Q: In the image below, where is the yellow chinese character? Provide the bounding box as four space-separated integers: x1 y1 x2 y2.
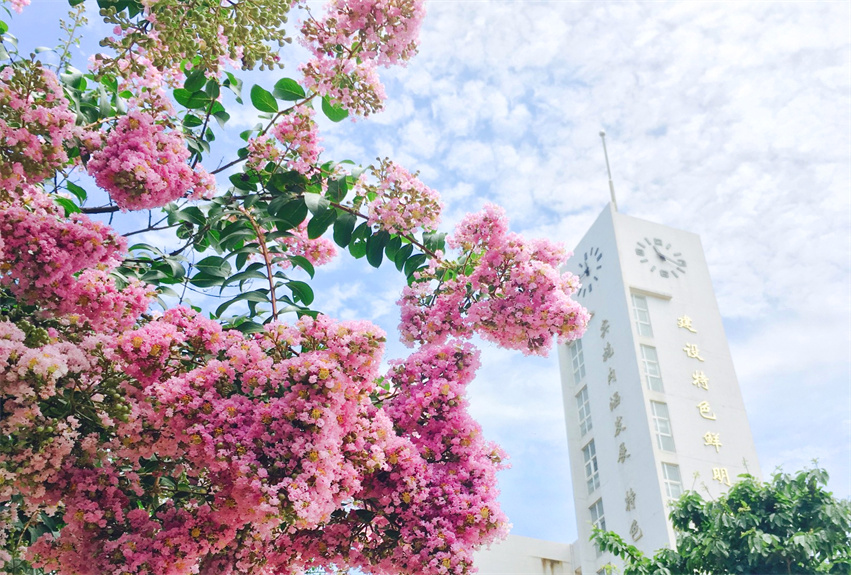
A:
609 392 621 411
625 488 636 511
615 416 627 436
712 467 731 486
618 442 631 463
696 401 716 420
600 319 611 338
703 432 722 452
602 342 614 362
677 315 697 333
608 367 617 385
692 370 709 390
683 343 704 361
629 519 643 542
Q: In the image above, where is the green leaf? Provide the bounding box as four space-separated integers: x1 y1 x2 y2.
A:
188 272 225 288
333 211 357 247
234 320 264 334
304 192 330 215
349 222 371 259
98 85 111 117
404 253 428 277
66 182 87 204
220 265 267 291
321 96 349 122
184 68 207 92
205 79 220 100
0 21 7 36
355 509 376 522
326 176 348 202
215 289 269 318
271 197 308 231
173 206 206 226
173 88 211 110
394 243 414 271
287 255 315 278
385 236 402 260
273 78 306 101
194 256 232 278
229 172 258 191
307 209 337 239
250 84 278 113
224 71 243 101
60 67 84 89
233 244 262 269
367 230 390 268
183 114 203 127
268 170 308 194
53 196 80 215
287 280 314 305
213 110 230 129
423 231 447 253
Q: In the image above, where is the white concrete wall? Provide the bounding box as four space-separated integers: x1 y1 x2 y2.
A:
473 535 576 575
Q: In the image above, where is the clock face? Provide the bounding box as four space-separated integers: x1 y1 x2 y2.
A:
577 246 603 297
635 237 687 279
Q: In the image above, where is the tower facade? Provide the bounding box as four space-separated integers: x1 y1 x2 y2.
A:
558 204 760 574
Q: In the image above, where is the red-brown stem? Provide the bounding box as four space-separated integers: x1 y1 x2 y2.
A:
238 205 278 319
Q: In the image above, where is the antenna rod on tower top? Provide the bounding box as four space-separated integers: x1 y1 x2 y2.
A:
599 130 618 212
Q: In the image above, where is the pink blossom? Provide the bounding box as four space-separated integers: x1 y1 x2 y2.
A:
399 203 589 355
87 110 215 211
355 159 442 236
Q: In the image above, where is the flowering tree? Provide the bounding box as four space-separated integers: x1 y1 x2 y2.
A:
0 1 589 574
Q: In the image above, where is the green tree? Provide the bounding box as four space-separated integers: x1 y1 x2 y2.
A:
593 466 851 575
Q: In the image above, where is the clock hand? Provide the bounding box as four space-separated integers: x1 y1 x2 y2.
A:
653 246 666 262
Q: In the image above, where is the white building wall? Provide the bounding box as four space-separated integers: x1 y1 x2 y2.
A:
473 535 576 575
560 204 761 575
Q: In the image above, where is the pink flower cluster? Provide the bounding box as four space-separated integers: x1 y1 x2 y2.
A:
300 0 425 116
0 185 152 332
0 64 94 193
8 0 29 13
355 160 443 236
246 105 323 175
3 306 505 575
87 110 216 211
399 203 590 355
277 220 337 269
302 0 425 67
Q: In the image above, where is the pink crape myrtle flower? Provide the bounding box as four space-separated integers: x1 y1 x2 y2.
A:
0 64 93 193
0 186 126 303
277 220 337 269
246 105 323 175
399 203 589 355
299 0 425 116
302 0 426 68
87 110 215 211
354 160 442 236
8 0 29 13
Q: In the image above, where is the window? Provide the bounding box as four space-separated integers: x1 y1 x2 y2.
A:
569 339 586 384
640 344 664 391
589 499 606 556
662 462 684 499
582 440 600 494
576 386 592 436
651 401 676 452
631 293 653 337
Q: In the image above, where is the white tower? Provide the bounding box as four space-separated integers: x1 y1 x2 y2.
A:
558 204 761 574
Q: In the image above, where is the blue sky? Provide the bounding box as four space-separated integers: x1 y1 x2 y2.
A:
8 0 851 546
